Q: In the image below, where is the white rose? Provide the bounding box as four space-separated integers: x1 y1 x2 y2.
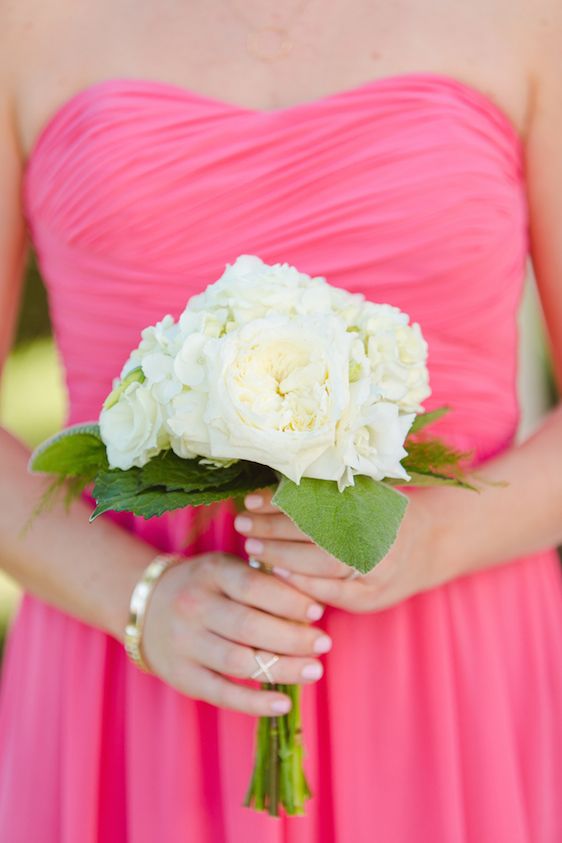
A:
361 311 430 413
99 381 169 470
306 384 414 490
171 313 353 483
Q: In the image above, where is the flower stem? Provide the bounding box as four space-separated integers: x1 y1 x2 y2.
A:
244 682 312 817
267 714 279 816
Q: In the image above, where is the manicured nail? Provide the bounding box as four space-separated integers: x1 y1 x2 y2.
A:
272 566 291 579
314 635 332 654
245 494 263 510
306 604 325 621
234 515 252 533
271 698 291 714
301 663 323 680
245 538 263 555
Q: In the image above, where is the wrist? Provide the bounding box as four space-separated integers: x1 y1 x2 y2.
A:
103 546 158 644
123 552 184 672
415 485 476 588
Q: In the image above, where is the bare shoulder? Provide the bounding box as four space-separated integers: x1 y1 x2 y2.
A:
522 0 562 149
0 0 52 75
0 0 91 158
518 0 562 386
524 0 562 86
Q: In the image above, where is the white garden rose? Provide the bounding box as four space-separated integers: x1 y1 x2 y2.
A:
100 255 431 487
305 376 415 490
355 304 430 413
168 313 354 483
99 381 169 470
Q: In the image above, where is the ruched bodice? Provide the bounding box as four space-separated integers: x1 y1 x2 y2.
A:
23 74 527 461
3 73 561 843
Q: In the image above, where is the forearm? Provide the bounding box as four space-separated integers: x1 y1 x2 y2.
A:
0 426 156 641
432 401 562 578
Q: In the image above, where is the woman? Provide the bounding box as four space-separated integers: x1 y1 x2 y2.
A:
1 1 561 840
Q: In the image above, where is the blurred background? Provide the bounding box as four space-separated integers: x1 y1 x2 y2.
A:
0 252 558 661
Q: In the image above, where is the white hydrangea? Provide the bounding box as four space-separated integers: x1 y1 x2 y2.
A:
99 254 432 488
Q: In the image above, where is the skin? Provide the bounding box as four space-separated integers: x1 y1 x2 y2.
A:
0 1 561 717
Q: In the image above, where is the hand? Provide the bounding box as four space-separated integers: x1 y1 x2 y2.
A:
235 488 448 614
141 551 333 717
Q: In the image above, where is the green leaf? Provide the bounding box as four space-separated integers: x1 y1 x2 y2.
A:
89 460 278 521
403 437 473 479
90 488 205 521
91 467 143 506
29 423 108 480
408 406 450 434
272 475 408 574
140 450 247 491
386 469 479 491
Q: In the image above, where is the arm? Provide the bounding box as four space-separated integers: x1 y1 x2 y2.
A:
231 14 562 610
0 82 165 640
0 66 328 715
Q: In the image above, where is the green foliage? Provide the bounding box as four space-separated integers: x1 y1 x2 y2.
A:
14 252 52 346
141 449 249 491
25 404 476 567
401 435 477 490
272 475 408 574
90 456 277 521
29 423 107 479
408 406 450 434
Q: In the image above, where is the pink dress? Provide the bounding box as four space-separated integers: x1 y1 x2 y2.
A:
1 72 562 842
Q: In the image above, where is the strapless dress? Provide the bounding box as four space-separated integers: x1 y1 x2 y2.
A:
0 72 561 842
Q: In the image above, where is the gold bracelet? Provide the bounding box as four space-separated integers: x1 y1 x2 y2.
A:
124 552 184 673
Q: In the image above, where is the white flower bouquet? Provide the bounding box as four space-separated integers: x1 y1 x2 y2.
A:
29 255 476 816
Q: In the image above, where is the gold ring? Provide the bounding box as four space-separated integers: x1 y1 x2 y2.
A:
248 557 273 574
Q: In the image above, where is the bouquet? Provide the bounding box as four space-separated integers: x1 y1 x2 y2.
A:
29 254 476 817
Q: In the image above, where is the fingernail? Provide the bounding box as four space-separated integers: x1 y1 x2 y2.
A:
306 604 325 621
314 635 332 654
272 566 291 579
271 698 291 714
245 494 263 510
245 538 263 554
234 515 252 533
301 663 323 680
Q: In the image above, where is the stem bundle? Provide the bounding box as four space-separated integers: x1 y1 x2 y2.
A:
244 683 312 816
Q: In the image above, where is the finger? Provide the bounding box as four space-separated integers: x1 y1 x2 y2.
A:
279 571 371 612
244 538 350 578
185 628 324 685
244 487 279 514
184 663 294 717
214 554 325 623
234 511 307 542
202 593 333 657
